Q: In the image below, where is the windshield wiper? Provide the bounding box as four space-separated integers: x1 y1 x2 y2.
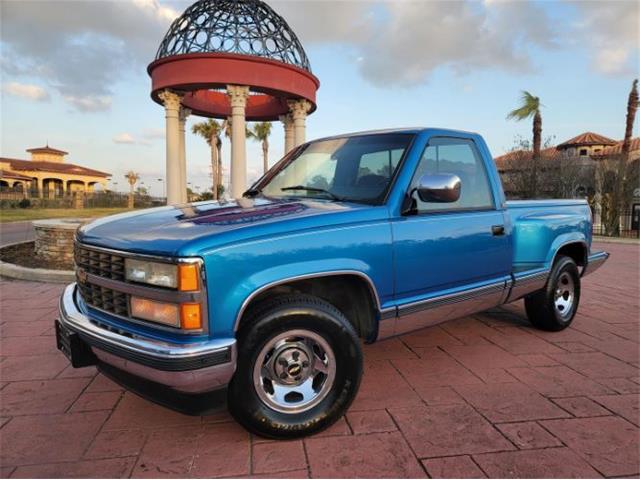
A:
243 187 262 198
281 185 344 201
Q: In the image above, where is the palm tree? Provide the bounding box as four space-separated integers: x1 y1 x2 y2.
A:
507 91 542 197
248 122 273 174
191 119 224 199
124 171 139 208
610 78 639 235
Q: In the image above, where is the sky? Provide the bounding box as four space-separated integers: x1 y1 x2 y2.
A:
1 0 638 196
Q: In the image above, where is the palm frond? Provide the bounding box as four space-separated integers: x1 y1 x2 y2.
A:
507 90 540 121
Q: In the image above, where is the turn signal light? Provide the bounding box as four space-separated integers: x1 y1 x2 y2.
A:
180 303 202 330
130 297 180 327
178 264 199 291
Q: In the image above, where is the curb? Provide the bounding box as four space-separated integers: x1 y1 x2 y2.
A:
593 236 640 245
0 240 74 284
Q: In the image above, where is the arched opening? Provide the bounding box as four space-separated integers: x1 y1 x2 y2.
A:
43 178 64 198
66 180 86 194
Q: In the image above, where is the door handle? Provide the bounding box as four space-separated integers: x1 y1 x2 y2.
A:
492 225 505 236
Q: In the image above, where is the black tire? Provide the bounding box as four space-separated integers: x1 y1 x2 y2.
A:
525 255 581 331
228 294 363 439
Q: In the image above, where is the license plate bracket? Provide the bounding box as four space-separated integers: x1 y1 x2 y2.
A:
55 320 96 368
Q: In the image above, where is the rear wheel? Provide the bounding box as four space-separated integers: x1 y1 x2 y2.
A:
228 294 362 438
525 255 581 331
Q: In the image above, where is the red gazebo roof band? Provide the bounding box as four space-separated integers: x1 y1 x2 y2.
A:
147 0 319 121
148 52 319 121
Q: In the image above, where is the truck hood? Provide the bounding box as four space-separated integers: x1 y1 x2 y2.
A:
77 197 383 256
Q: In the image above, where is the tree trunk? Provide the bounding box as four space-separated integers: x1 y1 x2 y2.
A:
606 80 638 236
262 138 269 174
532 111 541 198
210 132 218 200
611 79 638 235
217 140 223 197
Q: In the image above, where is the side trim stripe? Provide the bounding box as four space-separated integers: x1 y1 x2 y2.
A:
397 280 506 317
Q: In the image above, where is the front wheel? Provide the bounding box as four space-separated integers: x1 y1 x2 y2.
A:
228 294 363 439
525 255 581 331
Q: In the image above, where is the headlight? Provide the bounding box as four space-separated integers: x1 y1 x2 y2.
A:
124 259 200 291
125 259 178 288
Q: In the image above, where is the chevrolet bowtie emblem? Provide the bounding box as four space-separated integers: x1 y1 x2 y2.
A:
76 267 88 284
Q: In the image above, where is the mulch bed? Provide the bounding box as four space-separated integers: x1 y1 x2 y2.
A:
0 241 72 270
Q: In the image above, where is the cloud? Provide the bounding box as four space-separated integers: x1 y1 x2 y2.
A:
570 1 639 75
275 0 559 87
2 82 50 101
113 133 137 144
65 94 112 113
0 0 178 112
1 0 634 104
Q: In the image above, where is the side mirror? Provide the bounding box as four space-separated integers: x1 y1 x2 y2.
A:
416 173 461 203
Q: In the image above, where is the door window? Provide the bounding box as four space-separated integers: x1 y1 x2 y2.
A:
411 137 494 212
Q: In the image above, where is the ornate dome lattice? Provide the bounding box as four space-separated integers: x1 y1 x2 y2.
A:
156 0 311 71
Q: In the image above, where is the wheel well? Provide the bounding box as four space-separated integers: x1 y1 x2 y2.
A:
555 242 587 266
238 274 379 342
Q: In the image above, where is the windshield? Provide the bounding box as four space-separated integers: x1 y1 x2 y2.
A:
258 133 414 204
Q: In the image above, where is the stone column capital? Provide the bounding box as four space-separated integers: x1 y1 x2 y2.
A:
279 114 294 127
287 99 312 120
227 85 250 108
158 89 182 111
179 107 191 123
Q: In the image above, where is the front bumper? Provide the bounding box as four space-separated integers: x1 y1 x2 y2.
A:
582 251 609 277
58 283 236 393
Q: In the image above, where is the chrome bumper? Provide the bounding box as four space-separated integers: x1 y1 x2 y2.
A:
582 251 609 278
58 283 236 393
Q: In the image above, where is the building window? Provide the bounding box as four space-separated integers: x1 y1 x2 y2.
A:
579 149 588 156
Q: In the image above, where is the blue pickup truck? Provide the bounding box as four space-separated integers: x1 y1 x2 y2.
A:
57 128 608 438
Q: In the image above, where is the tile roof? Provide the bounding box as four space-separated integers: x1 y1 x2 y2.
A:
25 145 68 155
605 137 640 155
494 146 558 168
556 132 617 148
0 157 110 178
0 169 33 181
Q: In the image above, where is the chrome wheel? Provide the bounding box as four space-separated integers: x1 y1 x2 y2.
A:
554 272 575 319
253 329 336 414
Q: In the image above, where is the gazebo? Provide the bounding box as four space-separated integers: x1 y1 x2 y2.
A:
148 0 320 203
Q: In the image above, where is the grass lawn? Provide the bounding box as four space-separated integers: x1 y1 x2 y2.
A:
0 207 133 223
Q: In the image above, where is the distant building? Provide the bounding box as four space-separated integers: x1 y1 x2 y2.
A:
495 132 640 197
0 145 110 198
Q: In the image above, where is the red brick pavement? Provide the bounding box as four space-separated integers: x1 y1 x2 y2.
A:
0 242 638 478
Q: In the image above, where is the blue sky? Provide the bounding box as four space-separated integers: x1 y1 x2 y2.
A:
1 0 638 196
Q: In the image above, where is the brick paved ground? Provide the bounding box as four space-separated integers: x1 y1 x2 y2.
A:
0 242 638 478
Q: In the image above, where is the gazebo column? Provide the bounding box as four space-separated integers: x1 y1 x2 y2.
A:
227 85 250 198
178 106 191 203
288 99 312 147
159 90 182 205
279 114 295 154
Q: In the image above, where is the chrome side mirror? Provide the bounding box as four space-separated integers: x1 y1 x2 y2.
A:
416 173 461 203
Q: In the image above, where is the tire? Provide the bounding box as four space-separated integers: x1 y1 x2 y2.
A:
525 255 581 331
228 294 363 439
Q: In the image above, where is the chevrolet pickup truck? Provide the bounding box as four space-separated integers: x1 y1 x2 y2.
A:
57 128 609 438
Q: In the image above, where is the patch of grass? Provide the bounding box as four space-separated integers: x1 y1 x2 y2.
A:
0 208 133 223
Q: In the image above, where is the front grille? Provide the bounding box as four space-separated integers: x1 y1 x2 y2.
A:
77 281 129 317
74 245 125 281
75 243 128 317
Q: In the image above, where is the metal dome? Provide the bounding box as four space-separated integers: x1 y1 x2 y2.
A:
155 0 311 71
